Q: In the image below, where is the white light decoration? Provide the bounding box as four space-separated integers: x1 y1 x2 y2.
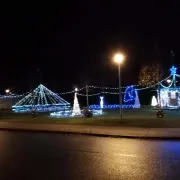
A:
133 90 140 108
151 96 158 106
72 92 81 116
100 96 104 108
160 88 180 109
91 109 103 115
12 84 70 112
159 66 180 109
50 110 72 117
5 89 10 94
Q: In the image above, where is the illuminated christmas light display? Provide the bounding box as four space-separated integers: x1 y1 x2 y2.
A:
50 109 103 118
72 90 81 116
91 109 103 115
123 85 136 103
123 85 140 108
89 85 140 109
151 96 158 106
100 96 104 108
50 110 72 117
159 66 180 109
134 90 140 108
89 104 134 109
12 84 70 112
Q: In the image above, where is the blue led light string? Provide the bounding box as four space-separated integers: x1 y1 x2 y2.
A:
160 78 173 88
87 84 140 90
58 86 86 95
42 86 48 104
13 84 70 112
77 91 125 96
0 92 29 99
39 85 44 105
45 88 59 104
37 90 41 105
14 93 32 106
123 85 136 102
42 86 49 104
42 85 69 105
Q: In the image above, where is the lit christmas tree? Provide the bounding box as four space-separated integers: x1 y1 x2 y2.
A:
133 90 140 108
72 89 81 116
151 96 158 106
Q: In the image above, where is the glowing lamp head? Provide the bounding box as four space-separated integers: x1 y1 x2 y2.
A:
75 88 78 92
113 53 124 64
167 79 171 83
5 89 10 93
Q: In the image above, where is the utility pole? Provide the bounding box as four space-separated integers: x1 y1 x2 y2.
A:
86 85 89 109
118 64 122 119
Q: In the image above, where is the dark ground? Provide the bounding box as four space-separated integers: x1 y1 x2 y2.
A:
0 131 180 179
1 108 180 128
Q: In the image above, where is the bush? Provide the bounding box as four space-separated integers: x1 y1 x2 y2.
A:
83 109 93 118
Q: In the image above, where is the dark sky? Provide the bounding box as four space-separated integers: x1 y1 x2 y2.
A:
0 1 180 95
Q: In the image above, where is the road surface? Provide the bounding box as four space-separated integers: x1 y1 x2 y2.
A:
0 131 180 179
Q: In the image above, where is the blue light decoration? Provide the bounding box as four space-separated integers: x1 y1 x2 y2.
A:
50 109 103 118
50 110 72 117
170 65 177 76
159 65 180 109
124 85 140 108
12 84 71 112
89 104 134 109
123 85 136 103
89 85 140 109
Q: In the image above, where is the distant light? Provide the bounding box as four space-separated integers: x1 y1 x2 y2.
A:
5 89 10 93
75 88 78 92
167 79 171 83
113 53 124 64
170 66 177 76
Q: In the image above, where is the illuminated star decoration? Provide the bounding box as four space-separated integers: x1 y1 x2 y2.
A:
170 66 177 76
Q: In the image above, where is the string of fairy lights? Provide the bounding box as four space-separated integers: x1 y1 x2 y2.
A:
0 73 174 99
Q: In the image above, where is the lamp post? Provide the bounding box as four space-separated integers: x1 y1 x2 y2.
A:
113 53 125 119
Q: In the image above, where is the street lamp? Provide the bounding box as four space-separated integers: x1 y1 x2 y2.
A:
113 53 125 119
167 79 171 84
5 89 10 94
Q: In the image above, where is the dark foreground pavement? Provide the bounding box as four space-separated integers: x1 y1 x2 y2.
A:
0 131 180 179
1 122 180 139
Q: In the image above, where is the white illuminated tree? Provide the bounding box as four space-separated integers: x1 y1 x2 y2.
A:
72 92 81 116
134 90 140 108
100 96 104 108
151 96 158 106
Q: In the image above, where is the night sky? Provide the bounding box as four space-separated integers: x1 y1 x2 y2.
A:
0 1 180 104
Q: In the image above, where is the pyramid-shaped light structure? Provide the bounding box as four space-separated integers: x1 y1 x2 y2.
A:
12 84 70 112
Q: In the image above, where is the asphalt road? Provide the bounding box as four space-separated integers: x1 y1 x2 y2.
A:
0 132 180 180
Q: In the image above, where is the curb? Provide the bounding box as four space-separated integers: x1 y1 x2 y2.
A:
0 127 180 140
